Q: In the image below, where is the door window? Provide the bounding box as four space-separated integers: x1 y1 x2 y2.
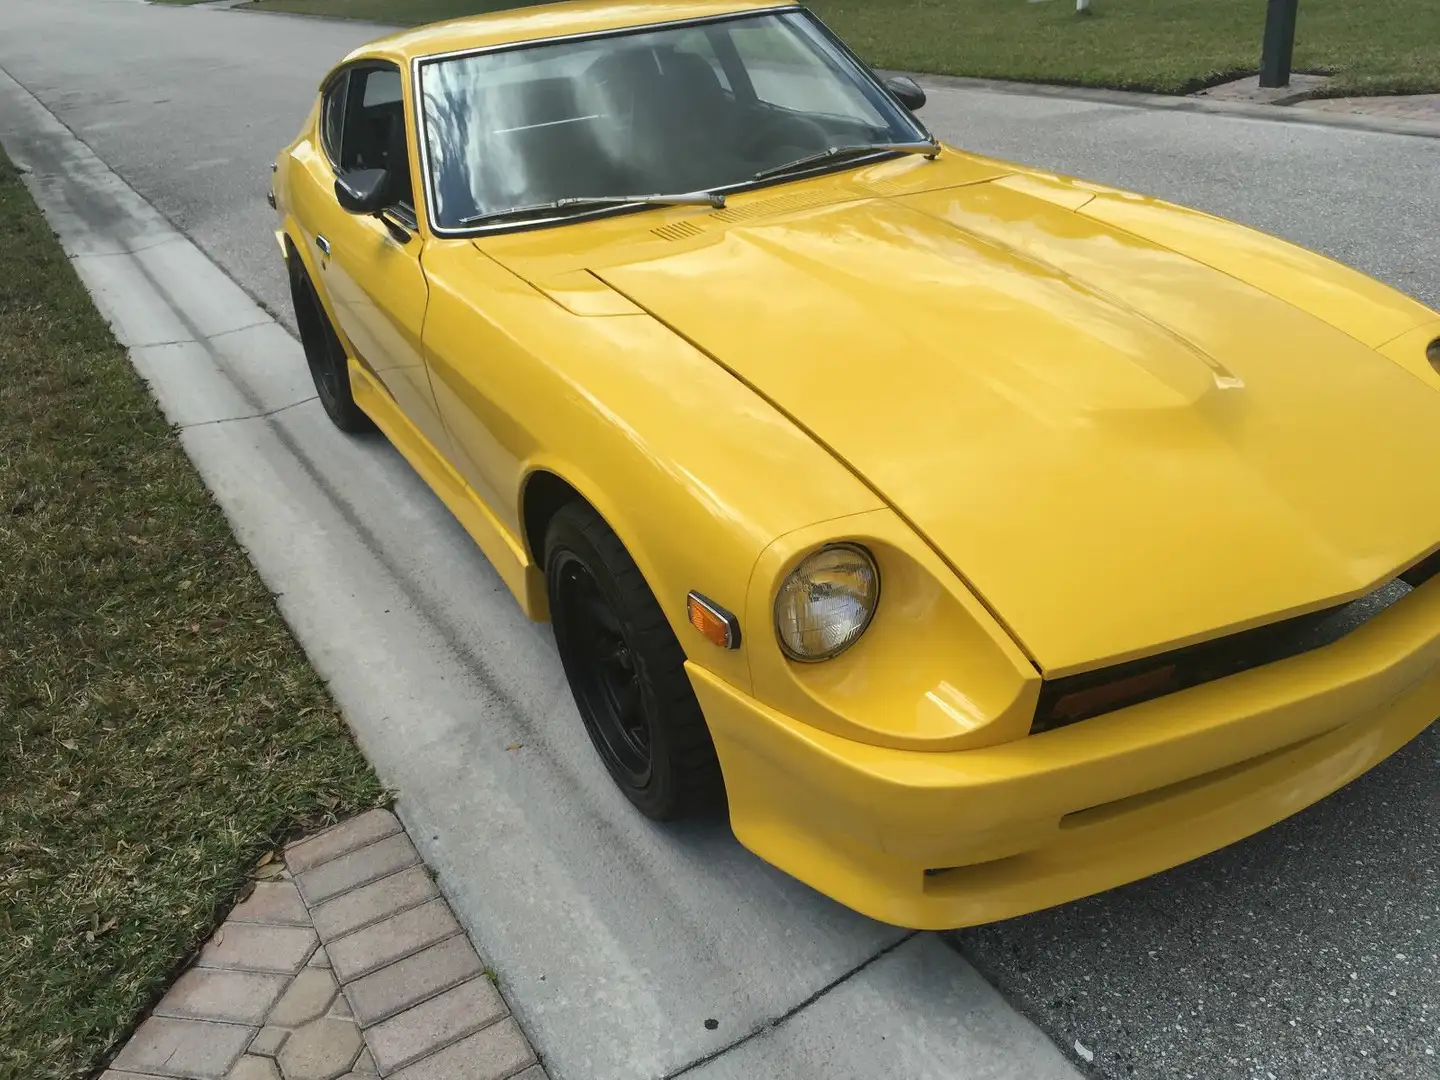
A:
332 64 414 210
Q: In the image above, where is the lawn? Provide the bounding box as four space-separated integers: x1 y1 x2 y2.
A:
0 149 385 1080
235 0 1440 97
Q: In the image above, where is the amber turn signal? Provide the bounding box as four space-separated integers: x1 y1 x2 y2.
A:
687 591 741 649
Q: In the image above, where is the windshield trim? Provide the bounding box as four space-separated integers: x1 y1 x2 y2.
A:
409 5 933 238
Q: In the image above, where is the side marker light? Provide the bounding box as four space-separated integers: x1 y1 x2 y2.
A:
687 592 741 649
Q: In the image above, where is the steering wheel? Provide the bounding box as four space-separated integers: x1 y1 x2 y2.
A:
743 113 830 163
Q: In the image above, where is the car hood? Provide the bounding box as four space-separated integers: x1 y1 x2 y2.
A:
505 174 1440 674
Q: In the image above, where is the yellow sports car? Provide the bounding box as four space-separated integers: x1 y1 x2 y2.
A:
271 0 1440 929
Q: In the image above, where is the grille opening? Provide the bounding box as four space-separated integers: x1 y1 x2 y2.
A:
1030 552 1440 735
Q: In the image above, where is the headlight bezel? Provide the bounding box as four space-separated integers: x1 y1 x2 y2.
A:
773 542 882 663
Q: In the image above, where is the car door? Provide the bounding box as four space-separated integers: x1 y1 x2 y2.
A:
300 63 450 456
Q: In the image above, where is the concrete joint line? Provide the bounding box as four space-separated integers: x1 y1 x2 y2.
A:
115 248 262 354
660 932 921 1079
178 394 317 431
65 233 187 259
207 317 279 340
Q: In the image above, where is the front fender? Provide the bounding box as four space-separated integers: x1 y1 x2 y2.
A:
418 239 885 696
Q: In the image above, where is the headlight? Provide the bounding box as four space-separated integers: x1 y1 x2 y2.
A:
774 543 880 661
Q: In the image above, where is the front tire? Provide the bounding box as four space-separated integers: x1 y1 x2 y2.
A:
545 501 724 820
289 253 374 434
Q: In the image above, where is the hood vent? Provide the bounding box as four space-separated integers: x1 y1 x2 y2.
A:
710 188 852 223
651 220 705 242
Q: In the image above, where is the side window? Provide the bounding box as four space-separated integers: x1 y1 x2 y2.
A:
320 73 348 166
336 64 414 209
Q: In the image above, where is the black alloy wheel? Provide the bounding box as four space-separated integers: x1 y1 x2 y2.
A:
288 254 375 434
552 549 654 787
544 500 724 820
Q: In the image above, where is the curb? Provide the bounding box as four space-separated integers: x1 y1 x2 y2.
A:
884 70 1440 140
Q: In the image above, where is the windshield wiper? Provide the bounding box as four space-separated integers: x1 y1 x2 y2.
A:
753 140 940 182
458 191 725 227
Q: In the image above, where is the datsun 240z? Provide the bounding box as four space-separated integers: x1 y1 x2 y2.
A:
271 0 1440 929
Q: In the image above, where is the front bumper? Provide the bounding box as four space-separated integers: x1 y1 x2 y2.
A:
692 573 1440 929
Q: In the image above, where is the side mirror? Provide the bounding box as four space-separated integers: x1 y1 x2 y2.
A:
884 75 927 112
335 168 393 214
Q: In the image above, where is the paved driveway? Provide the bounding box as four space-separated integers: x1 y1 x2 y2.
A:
1 3 1435 1078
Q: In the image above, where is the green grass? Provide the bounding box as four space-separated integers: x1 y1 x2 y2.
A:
238 0 1440 97
0 150 385 1080
813 0 1440 96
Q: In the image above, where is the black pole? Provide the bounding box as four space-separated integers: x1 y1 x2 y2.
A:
1259 0 1300 88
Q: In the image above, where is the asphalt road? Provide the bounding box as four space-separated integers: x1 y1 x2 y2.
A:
1 3 1436 1078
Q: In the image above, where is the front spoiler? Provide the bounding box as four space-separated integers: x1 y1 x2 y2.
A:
691 574 1440 929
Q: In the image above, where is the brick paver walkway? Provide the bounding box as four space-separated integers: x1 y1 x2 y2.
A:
103 810 544 1080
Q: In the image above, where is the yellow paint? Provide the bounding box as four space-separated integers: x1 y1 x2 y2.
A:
275 0 1440 928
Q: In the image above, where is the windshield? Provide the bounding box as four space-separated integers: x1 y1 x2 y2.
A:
418 10 927 231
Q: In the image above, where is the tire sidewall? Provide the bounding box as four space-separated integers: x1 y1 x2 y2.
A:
545 512 680 818
288 254 370 433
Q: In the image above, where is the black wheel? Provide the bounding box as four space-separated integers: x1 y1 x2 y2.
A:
289 253 374 434
545 501 724 820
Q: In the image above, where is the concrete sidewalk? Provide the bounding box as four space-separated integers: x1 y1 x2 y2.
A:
108 810 543 1080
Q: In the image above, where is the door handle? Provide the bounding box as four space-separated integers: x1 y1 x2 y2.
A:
315 234 331 257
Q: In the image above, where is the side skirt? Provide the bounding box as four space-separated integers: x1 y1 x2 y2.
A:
348 359 548 620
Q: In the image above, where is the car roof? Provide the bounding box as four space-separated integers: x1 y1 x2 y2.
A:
343 0 797 66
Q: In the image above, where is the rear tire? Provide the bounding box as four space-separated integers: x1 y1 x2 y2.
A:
289 253 375 434
545 500 725 820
